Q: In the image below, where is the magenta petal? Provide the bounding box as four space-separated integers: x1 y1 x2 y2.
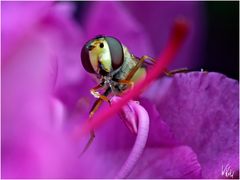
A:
1 2 86 178
37 3 87 109
84 1 154 57
144 72 239 178
129 145 202 178
1 2 52 63
2 34 63 178
140 98 179 147
111 96 138 134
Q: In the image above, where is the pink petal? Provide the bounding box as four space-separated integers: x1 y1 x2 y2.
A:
129 146 201 178
144 72 239 178
37 3 87 109
2 2 85 178
1 1 52 63
111 96 138 134
2 31 62 178
140 98 179 147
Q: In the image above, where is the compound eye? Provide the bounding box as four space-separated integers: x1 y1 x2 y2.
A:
81 41 95 74
105 36 124 70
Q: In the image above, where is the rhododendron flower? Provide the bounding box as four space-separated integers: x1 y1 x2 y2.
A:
2 1 239 179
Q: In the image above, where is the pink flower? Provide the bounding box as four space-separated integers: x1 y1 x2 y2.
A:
2 1 238 179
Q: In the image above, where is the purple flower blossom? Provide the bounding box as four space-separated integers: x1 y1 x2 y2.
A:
2 1 239 179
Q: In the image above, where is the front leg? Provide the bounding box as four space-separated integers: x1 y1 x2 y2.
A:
80 87 112 155
90 84 111 104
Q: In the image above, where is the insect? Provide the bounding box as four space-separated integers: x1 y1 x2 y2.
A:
80 35 155 153
80 35 187 154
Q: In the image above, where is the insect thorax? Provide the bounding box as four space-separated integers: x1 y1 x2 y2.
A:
114 46 137 80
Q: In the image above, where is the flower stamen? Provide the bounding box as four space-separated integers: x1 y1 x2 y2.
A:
114 99 150 179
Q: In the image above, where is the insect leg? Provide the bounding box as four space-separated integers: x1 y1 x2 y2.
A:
90 84 111 104
80 88 112 155
164 68 189 77
134 56 191 77
140 55 155 63
164 68 208 77
133 55 155 65
80 127 96 156
117 79 134 89
126 55 155 81
80 99 103 156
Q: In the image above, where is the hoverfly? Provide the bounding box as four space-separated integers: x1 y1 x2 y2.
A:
80 35 187 154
